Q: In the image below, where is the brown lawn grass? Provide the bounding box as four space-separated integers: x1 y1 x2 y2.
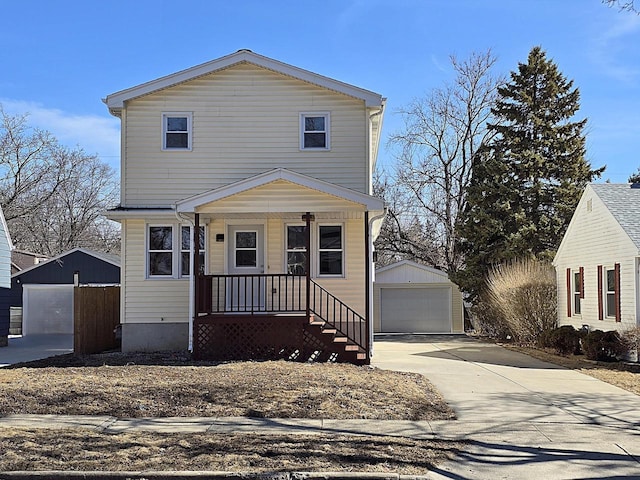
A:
0 353 454 420
0 429 463 474
0 352 460 473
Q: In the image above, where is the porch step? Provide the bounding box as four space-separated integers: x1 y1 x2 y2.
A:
344 344 360 351
333 336 347 343
321 328 337 335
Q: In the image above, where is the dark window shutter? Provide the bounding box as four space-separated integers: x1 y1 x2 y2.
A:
614 263 621 322
597 265 603 321
579 266 585 299
566 268 572 317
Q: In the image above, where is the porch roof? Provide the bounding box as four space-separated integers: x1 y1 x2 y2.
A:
175 168 385 214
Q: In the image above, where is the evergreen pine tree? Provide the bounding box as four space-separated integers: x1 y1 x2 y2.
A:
454 47 604 301
628 167 640 183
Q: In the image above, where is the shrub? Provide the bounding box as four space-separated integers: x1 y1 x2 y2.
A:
469 299 511 341
538 325 581 355
582 330 626 362
481 258 557 345
620 326 640 362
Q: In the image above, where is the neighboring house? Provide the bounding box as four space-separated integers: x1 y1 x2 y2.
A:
104 50 385 363
0 207 13 347
373 260 464 334
553 183 640 332
11 249 49 275
0 248 120 336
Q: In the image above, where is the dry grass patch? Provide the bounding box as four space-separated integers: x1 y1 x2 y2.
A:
0 353 454 420
507 346 639 395
0 428 462 474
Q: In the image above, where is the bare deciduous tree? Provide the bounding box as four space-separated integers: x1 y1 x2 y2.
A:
377 50 502 273
0 106 120 256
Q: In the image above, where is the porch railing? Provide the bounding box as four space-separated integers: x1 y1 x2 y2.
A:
196 274 367 351
197 274 306 314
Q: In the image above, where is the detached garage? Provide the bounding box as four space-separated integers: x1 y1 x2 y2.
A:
1 248 120 336
374 260 464 334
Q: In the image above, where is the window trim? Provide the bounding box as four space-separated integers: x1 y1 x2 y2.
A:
147 224 174 278
317 223 344 278
162 112 192 151
300 112 330 150
572 269 582 316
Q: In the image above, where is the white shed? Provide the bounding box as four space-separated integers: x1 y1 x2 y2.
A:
374 260 464 334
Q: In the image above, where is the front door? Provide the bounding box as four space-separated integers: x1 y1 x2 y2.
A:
227 225 265 311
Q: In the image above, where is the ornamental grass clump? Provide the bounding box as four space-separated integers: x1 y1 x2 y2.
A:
483 258 557 345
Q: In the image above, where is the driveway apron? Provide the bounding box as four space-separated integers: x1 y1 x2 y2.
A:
373 334 640 479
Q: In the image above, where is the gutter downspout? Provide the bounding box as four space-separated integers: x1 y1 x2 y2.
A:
175 210 195 351
367 206 387 358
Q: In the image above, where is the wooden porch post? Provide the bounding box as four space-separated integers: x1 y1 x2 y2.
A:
303 212 312 319
364 211 370 362
194 213 200 314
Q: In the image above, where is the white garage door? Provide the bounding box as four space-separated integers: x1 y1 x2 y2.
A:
23 285 74 335
380 286 451 333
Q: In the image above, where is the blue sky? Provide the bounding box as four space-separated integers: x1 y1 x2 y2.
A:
1 0 638 182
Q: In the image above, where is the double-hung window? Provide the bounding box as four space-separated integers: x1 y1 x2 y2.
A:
162 112 192 150
148 226 173 277
318 225 343 276
147 224 205 278
300 113 330 150
286 225 307 275
181 226 205 276
605 267 617 318
573 270 582 315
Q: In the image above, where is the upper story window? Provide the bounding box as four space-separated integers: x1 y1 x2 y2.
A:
162 112 192 150
300 113 330 150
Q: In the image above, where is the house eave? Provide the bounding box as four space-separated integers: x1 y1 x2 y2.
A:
104 50 384 110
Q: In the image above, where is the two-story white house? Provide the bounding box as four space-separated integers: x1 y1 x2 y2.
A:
105 50 385 364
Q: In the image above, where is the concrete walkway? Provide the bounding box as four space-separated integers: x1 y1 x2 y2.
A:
373 334 640 479
0 334 73 367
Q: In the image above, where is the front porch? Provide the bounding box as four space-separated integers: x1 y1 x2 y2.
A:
176 169 385 365
193 273 368 364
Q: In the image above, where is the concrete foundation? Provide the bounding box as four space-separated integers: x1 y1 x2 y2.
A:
121 322 189 352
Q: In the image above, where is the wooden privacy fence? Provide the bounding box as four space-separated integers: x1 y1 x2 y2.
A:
74 285 120 354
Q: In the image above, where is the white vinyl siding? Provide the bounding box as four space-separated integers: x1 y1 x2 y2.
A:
554 186 638 331
122 219 190 325
122 63 368 206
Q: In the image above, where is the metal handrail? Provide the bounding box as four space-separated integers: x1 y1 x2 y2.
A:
309 279 367 351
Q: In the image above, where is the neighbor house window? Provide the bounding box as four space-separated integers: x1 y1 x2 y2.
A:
162 113 192 150
605 267 617 318
300 113 330 149
286 225 307 275
573 270 582 315
318 225 343 276
181 225 205 276
148 226 173 277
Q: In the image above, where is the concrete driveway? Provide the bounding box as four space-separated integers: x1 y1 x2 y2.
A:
0 334 73 367
373 334 640 479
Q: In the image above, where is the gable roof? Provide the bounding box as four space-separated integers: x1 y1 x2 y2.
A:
104 49 384 113
590 183 640 249
175 168 385 213
12 247 120 278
